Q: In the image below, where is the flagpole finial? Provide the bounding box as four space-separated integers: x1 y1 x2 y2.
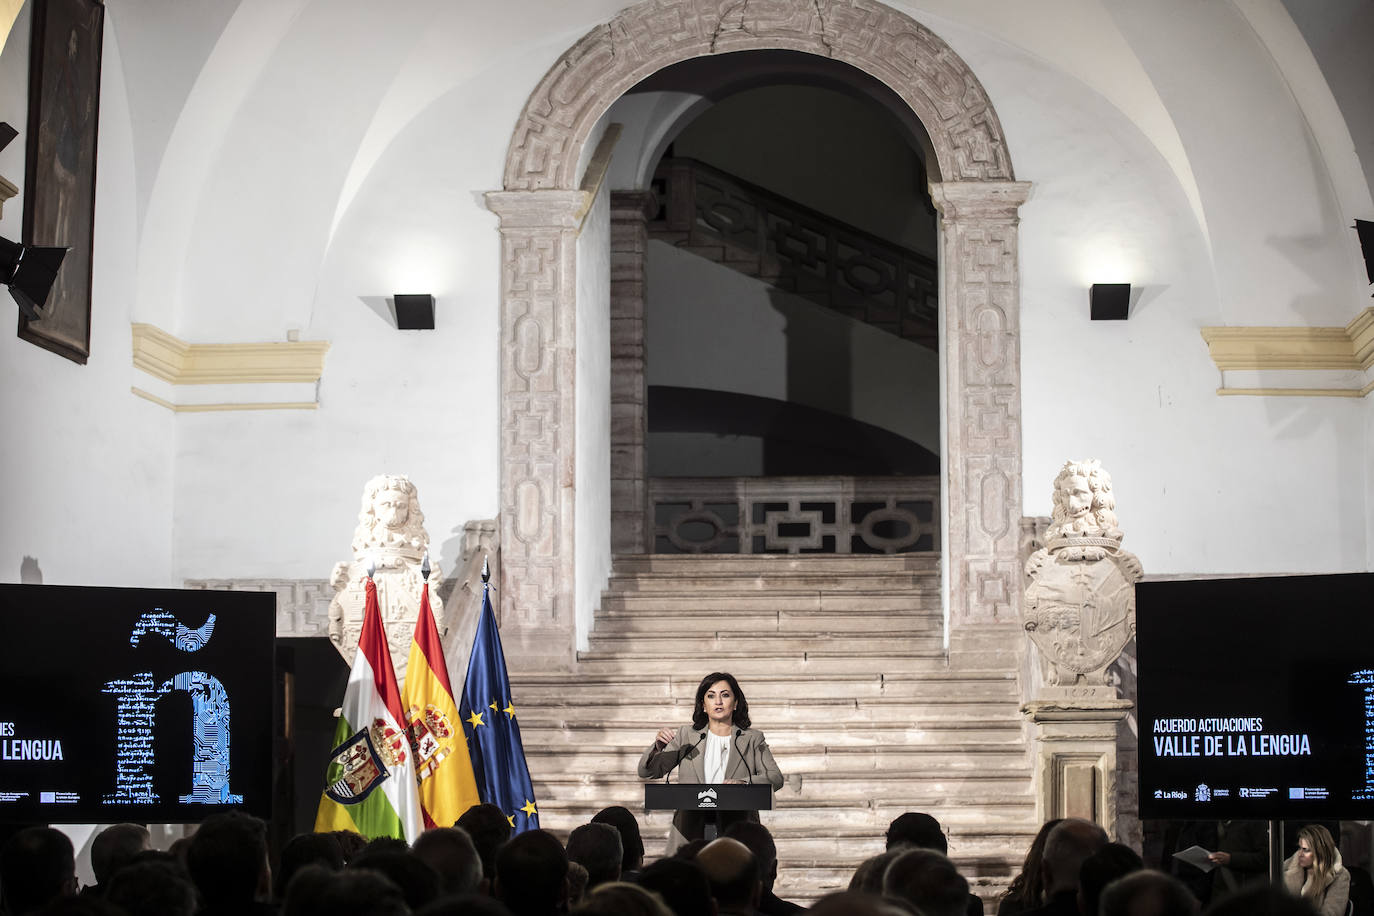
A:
421 552 431 581
481 556 490 585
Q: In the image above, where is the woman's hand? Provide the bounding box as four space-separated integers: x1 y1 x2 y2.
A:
655 726 677 747
1208 852 1231 866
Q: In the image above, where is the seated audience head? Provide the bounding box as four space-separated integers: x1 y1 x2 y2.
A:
1040 818 1108 897
276 832 346 899
566 862 590 908
637 858 714 916
883 848 969 916
494 829 568 916
283 863 409 916
1202 885 1319 916
457 803 514 882
414 896 517 916
571 882 674 916
349 847 441 911
591 806 645 875
1079 842 1145 916
1005 818 1063 910
330 831 368 863
694 838 760 914
886 812 949 855
566 823 622 890
0 826 78 915
104 859 197 916
185 811 270 906
1101 870 1200 916
809 891 918 916
673 839 709 861
849 850 901 895
723 822 780 893
89 824 151 888
412 826 483 897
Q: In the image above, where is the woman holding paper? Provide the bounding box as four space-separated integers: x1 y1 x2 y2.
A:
638 672 783 851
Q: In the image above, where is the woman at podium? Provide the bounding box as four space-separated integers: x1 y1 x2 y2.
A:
638 672 784 851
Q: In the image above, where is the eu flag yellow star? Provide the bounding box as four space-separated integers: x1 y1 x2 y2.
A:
521 799 537 816
503 702 516 717
489 700 498 712
467 711 485 728
506 814 515 828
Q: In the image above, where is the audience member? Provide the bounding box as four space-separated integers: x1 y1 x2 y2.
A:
1078 843 1144 916
275 832 346 900
695 838 761 916
591 806 646 883
104 860 197 916
1100 871 1200 916
571 881 674 916
415 895 516 916
850 850 902 895
567 862 590 908
1 826 78 915
87 824 151 896
33 898 123 916
349 847 441 911
282 864 408 916
494 829 568 916
884 848 970 916
566 823 622 890
330 831 368 863
809 891 916 916
412 827 483 897
1020 818 1107 916
672 839 709 861
883 812 982 915
636 857 715 916
457 804 514 888
1201 886 1319 916
725 821 804 915
1000 820 1063 916
1284 824 1350 916
184 811 274 916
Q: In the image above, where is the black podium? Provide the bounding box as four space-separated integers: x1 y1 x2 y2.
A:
644 783 773 841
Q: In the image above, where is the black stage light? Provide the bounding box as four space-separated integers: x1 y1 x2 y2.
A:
0 122 16 153
1354 220 1374 287
1090 283 1130 321
394 293 435 330
0 236 69 321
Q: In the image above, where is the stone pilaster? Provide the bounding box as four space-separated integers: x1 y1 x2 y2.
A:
1023 698 1133 837
930 181 1032 636
609 191 656 554
485 189 594 671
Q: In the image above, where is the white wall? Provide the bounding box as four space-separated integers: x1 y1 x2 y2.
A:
646 240 941 458
575 181 612 651
0 7 176 588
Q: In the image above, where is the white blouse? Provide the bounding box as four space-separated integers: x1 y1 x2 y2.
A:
704 730 731 783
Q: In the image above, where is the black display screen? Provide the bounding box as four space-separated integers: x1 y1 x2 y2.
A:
1137 573 1374 819
0 584 275 823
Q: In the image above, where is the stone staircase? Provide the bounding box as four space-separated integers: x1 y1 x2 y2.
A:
509 553 1036 904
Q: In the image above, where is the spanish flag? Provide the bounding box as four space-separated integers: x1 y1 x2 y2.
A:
315 575 424 840
401 577 480 828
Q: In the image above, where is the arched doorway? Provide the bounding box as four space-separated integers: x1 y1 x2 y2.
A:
486 0 1029 669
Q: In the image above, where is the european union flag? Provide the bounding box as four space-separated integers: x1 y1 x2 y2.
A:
459 577 539 833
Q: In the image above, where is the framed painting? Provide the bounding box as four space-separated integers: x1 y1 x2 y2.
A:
19 0 104 364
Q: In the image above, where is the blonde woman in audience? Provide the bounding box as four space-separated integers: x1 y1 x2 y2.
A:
1283 824 1349 916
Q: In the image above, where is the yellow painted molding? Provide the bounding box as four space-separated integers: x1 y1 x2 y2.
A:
1199 326 1359 370
1349 307 1374 370
131 323 330 385
132 387 319 413
1215 387 1366 398
0 173 16 220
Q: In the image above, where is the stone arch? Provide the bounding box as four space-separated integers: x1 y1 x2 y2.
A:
486 0 1030 669
503 0 1014 192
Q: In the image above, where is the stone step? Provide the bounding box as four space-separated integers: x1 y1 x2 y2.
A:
566 653 950 674
592 612 942 636
610 554 942 576
509 671 1018 701
580 634 948 657
606 573 942 593
519 721 1022 747
598 593 943 613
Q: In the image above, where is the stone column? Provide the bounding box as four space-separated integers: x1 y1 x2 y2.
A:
1023 698 1133 835
929 181 1032 654
484 189 593 672
609 191 656 554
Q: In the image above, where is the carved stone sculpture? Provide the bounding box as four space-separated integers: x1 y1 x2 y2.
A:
1023 460 1142 691
328 475 444 680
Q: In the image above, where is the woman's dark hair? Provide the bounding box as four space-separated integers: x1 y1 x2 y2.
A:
690 672 751 730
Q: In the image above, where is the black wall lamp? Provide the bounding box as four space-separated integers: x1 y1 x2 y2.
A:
0 122 68 320
1090 283 1131 321
394 293 435 330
